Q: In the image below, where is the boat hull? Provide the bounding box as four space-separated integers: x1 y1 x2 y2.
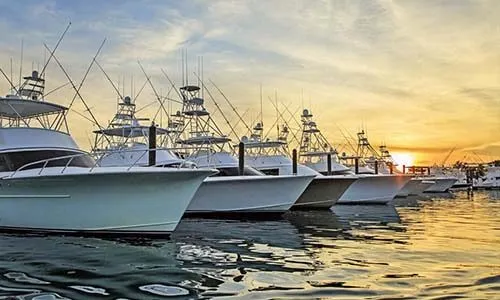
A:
424 177 457 193
0 168 212 236
396 178 435 197
186 175 314 214
292 175 357 209
451 183 471 189
338 174 411 204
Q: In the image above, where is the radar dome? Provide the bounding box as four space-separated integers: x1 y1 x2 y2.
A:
32 70 39 79
124 96 132 104
302 109 309 116
241 136 249 142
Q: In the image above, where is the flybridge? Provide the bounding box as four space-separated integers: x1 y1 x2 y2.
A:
0 70 69 131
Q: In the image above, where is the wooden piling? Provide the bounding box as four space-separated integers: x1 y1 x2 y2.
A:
327 153 332 175
238 142 244 175
292 149 298 175
148 123 156 166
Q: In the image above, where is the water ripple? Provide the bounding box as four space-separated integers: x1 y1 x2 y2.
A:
138 284 190 296
0 191 496 298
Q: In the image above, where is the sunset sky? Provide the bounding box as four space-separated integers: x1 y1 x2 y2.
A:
0 0 498 165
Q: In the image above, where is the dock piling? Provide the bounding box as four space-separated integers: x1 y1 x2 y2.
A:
292 149 298 175
327 153 332 175
238 142 245 175
148 123 156 166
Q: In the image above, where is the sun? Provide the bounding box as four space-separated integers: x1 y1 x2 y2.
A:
391 152 415 168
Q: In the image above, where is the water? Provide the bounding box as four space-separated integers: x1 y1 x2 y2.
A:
0 190 498 299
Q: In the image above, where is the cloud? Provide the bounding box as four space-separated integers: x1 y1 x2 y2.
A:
0 0 498 162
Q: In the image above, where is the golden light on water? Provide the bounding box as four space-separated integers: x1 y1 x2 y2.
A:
392 152 415 168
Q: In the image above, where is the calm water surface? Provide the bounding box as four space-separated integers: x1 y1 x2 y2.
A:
0 190 498 299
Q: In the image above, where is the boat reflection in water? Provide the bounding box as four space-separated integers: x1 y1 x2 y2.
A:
172 217 315 297
331 204 401 225
285 210 344 238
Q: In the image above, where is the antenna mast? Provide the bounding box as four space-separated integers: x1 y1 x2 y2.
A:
18 39 23 88
9 58 13 90
260 84 263 125
275 89 279 137
184 48 188 86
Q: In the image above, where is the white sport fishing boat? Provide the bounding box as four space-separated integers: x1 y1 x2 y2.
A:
240 121 356 209
423 176 457 192
473 165 500 189
301 110 411 204
396 179 434 197
420 166 458 192
401 166 457 193
373 144 432 197
0 71 214 236
172 85 315 215
92 96 191 168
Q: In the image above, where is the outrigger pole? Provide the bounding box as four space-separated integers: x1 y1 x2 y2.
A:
39 22 71 78
137 60 171 127
192 72 239 142
208 78 253 135
47 39 107 134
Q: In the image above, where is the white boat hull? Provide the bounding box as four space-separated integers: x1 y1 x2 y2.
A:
293 175 357 209
338 174 412 204
186 175 314 214
424 177 457 193
396 178 435 197
0 167 212 236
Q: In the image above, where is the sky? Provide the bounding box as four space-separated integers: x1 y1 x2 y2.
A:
0 0 499 165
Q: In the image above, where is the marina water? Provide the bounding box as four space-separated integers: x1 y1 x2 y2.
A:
0 190 498 299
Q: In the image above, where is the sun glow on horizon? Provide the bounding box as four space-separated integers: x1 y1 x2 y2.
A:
392 152 415 169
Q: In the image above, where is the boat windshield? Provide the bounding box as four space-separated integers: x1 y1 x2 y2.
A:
0 150 95 172
212 166 264 177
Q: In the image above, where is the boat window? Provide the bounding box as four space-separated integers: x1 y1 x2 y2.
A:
157 162 183 168
259 168 280 176
212 166 264 177
0 150 95 171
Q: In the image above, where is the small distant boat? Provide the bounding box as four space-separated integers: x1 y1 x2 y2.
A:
473 166 500 190
0 71 214 236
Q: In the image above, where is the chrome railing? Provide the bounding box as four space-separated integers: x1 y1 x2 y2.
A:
9 147 197 178
91 147 196 171
10 153 90 178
